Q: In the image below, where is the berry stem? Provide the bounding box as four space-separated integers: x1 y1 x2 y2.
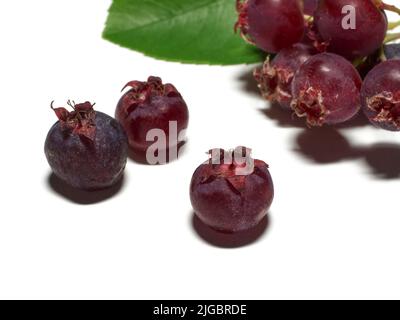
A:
384 32 400 44
304 14 313 21
388 20 400 30
377 1 400 15
352 56 367 68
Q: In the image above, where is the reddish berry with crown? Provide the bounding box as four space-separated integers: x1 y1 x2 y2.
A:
115 76 189 162
291 53 362 126
190 147 274 233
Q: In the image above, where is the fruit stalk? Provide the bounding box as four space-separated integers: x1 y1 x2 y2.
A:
388 20 400 30
384 32 400 44
375 1 400 15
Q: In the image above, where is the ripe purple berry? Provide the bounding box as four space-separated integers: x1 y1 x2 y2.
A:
235 0 305 53
45 101 128 190
254 43 315 109
291 53 362 126
361 59 400 131
190 147 274 233
115 76 189 161
314 0 387 60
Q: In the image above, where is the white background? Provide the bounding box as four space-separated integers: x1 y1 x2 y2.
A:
1 1 400 299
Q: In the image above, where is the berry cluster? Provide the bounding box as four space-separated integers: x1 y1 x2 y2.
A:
45 77 189 189
45 80 272 234
46 0 400 239
236 0 400 130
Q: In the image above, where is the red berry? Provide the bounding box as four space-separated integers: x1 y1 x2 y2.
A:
115 77 189 162
190 147 274 233
361 59 400 131
314 0 387 60
291 53 362 126
304 0 318 15
254 43 315 109
235 0 305 53
45 101 128 190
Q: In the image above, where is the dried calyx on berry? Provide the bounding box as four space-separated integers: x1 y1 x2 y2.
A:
118 76 181 117
254 44 315 109
291 53 362 127
190 146 274 233
206 147 255 179
45 101 128 191
51 100 96 141
366 93 400 127
115 76 189 159
362 59 400 131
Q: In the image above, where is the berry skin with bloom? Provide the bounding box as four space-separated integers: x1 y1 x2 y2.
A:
115 76 189 158
314 0 387 60
254 43 315 109
45 101 128 190
235 0 305 53
190 147 274 233
361 59 400 131
291 53 362 126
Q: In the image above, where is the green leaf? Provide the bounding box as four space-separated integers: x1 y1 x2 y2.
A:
102 0 265 65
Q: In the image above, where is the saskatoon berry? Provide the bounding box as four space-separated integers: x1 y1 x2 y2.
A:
291 53 362 126
45 101 128 190
384 44 400 61
190 147 274 233
314 0 387 60
115 76 189 161
254 43 315 109
361 59 400 131
304 0 318 15
235 0 305 53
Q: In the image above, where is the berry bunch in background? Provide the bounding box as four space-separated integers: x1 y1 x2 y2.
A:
362 59 400 131
254 43 316 110
236 0 400 130
291 53 362 126
235 0 305 53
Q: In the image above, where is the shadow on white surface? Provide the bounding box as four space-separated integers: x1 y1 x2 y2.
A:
294 129 400 180
191 212 270 249
363 143 400 179
46 172 125 205
259 103 307 128
236 66 262 97
294 126 361 164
